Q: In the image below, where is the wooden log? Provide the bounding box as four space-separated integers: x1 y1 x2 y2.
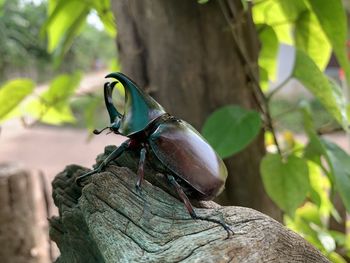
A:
0 163 51 263
50 146 329 263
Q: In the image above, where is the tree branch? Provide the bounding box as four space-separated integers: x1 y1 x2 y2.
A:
50 147 329 263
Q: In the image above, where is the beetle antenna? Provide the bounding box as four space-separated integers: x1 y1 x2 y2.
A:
93 126 110 135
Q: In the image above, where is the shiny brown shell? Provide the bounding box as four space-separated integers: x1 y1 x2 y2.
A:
149 120 227 200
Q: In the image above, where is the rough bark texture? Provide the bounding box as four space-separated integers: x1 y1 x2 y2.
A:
50 147 329 263
111 0 280 219
0 163 51 263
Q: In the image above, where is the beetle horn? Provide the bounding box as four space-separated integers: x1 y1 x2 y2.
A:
104 81 122 124
105 72 166 136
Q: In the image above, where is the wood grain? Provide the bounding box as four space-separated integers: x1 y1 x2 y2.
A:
50 147 329 263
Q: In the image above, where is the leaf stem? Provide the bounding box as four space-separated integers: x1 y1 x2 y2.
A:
266 76 291 101
272 104 300 119
218 0 282 155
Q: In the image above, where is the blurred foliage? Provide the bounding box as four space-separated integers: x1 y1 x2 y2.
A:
43 0 115 62
0 72 82 125
0 79 34 121
270 99 340 132
200 0 350 261
70 94 106 133
71 25 116 72
1 0 350 261
0 0 116 127
251 0 350 261
0 0 116 83
293 50 348 129
0 0 50 81
24 72 82 125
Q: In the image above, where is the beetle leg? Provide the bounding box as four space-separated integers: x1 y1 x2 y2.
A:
166 175 196 216
166 175 234 239
136 147 147 192
76 139 131 186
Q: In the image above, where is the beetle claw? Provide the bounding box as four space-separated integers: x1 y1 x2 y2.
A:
193 214 234 239
75 177 84 187
223 225 235 239
135 184 143 195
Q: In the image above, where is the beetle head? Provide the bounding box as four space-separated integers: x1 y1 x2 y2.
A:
103 72 166 136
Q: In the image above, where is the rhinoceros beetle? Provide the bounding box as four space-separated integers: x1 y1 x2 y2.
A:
76 72 233 237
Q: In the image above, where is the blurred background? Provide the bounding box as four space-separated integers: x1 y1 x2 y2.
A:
1 0 350 262
1 0 122 177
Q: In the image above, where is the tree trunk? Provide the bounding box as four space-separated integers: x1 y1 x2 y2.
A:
111 0 280 219
0 163 51 263
50 149 329 263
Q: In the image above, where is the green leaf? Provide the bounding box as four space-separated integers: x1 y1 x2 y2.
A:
301 105 336 184
52 7 89 65
329 79 349 129
0 79 34 121
257 24 279 82
41 72 81 104
285 203 343 258
202 105 261 158
91 0 116 36
252 0 307 44
293 50 349 129
327 252 347 263
273 24 293 44
295 11 331 71
300 103 327 159
301 106 344 226
97 11 116 37
260 153 310 215
284 203 325 250
321 139 350 213
300 102 316 136
259 66 269 91
25 72 81 125
306 0 350 84
43 0 116 62
308 161 332 218
26 100 76 125
44 0 88 52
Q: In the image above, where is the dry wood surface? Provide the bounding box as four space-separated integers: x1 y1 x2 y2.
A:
50 146 329 263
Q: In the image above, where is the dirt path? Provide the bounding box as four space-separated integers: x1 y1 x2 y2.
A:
0 70 125 180
0 124 125 180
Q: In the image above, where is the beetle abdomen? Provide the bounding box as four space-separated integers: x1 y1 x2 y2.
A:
149 120 227 200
